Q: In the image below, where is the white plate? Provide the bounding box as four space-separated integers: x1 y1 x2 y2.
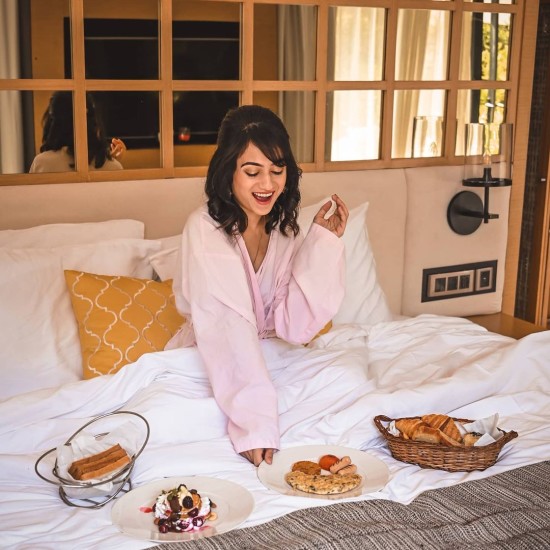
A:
257 445 389 500
111 476 254 542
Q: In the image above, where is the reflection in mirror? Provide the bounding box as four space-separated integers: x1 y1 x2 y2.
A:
455 89 507 155
27 91 128 174
254 4 317 81
327 6 385 82
91 92 160 169
83 0 159 79
326 91 382 161
392 89 446 158
395 9 450 81
254 92 315 164
2 0 71 79
172 1 241 80
174 91 239 167
459 12 512 81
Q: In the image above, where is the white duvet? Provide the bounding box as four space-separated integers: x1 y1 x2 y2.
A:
1 314 549 550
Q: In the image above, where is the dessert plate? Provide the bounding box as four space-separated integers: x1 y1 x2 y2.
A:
111 476 254 542
257 444 389 500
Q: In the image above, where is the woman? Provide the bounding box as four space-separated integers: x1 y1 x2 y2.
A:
29 91 125 173
167 105 348 466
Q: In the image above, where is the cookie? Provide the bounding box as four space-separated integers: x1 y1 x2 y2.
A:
285 471 362 495
291 460 322 475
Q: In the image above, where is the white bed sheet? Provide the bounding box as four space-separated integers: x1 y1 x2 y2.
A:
0 314 549 550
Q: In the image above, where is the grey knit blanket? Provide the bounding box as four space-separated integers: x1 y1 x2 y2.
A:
152 461 550 550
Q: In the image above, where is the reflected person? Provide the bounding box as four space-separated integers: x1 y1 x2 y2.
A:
30 91 125 173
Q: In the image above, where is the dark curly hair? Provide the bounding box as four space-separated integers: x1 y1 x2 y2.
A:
205 104 302 237
40 91 114 169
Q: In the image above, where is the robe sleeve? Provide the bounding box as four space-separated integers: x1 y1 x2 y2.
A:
272 223 346 345
176 210 280 454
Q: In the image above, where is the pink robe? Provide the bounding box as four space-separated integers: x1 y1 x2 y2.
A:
166 206 345 453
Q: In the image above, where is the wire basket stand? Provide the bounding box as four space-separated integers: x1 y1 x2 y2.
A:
35 410 149 509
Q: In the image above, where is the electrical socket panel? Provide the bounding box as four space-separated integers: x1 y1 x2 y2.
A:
422 260 497 302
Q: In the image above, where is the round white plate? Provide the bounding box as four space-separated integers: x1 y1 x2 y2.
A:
111 476 254 542
257 445 389 500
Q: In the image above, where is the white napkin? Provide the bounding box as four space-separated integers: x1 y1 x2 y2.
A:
457 413 503 446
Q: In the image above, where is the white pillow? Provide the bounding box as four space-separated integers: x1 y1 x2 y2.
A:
0 238 161 401
149 246 179 282
0 219 144 249
299 200 393 326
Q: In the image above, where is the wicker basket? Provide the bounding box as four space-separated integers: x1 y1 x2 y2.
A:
374 415 518 472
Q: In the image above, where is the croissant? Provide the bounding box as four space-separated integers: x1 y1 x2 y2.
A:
422 414 462 443
395 418 424 439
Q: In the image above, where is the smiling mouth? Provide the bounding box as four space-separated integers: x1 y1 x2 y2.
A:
253 192 274 203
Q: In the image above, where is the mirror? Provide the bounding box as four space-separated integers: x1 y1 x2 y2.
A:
455 89 508 156
392 89 447 159
254 4 317 81
326 91 382 161
396 9 450 81
459 11 512 81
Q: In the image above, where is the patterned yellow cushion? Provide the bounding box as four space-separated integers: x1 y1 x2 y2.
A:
306 320 333 346
64 270 185 379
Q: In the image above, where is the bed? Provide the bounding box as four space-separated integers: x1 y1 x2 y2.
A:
0 168 548 549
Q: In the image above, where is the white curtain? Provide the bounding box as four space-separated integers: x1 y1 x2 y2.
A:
277 6 316 162
0 0 24 174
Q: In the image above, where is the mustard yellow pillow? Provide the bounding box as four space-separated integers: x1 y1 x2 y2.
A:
306 320 333 346
64 270 185 379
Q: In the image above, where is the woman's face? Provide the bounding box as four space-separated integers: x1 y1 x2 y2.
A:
232 142 286 224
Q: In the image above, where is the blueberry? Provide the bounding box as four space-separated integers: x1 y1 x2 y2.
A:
159 524 168 534
188 508 199 518
182 495 193 509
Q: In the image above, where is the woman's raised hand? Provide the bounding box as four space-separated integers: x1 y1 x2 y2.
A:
313 194 349 238
110 138 127 161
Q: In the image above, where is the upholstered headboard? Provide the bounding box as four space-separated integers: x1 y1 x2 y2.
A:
0 166 510 317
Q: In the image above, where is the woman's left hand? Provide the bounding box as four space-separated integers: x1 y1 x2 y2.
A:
240 448 276 467
313 194 349 237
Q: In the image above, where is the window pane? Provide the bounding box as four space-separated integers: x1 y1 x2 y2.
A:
172 1 241 80
326 91 382 161
1 90 41 174
254 5 317 81
4 0 71 79
91 91 160 168
392 90 446 158
174 91 239 168
395 9 450 81
254 92 315 164
459 12 512 81
456 89 508 155
327 7 385 82
83 0 159 79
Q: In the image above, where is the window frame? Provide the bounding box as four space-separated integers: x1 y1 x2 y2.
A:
0 0 527 185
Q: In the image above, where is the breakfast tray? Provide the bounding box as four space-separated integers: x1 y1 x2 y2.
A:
374 415 518 472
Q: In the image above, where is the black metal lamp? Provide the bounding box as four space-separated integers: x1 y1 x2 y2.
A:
448 123 513 235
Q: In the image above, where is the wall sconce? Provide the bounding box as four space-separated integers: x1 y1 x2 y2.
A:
448 123 513 235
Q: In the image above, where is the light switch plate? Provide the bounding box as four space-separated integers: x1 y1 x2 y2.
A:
422 260 497 302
